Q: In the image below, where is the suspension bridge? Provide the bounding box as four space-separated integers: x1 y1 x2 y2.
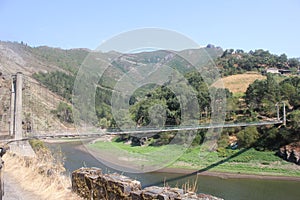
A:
0 72 286 143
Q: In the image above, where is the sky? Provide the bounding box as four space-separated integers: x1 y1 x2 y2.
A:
0 0 299 57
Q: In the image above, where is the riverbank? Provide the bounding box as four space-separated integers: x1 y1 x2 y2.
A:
42 138 90 143
87 140 300 179
45 140 300 200
157 167 300 181
43 138 300 180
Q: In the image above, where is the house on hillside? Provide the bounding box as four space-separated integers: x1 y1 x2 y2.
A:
266 68 279 74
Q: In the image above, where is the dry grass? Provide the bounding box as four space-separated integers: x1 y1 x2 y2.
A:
212 73 266 93
3 149 82 200
182 175 199 193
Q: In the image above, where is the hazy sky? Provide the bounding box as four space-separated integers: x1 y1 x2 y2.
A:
0 0 299 57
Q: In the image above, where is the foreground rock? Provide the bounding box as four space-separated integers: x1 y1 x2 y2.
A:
72 168 223 200
277 142 300 165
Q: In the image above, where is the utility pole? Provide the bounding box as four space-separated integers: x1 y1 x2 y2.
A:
15 72 23 140
283 102 286 126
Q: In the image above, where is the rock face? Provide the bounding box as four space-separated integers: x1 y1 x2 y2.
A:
72 168 223 200
277 142 300 165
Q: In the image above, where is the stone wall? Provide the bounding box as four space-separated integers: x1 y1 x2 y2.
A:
72 168 223 200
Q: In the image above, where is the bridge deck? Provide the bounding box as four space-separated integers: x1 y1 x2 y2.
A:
0 120 283 143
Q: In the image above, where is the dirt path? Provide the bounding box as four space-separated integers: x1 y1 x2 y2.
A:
3 172 40 200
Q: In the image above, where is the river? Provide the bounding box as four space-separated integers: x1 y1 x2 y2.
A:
46 141 300 200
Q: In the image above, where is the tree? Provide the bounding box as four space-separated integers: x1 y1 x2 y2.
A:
237 126 260 148
280 82 296 104
221 49 234 58
112 109 135 129
245 79 264 110
99 118 109 129
288 58 300 68
256 127 281 150
278 53 288 63
280 77 300 108
235 49 244 54
287 110 300 132
245 74 280 116
54 102 74 123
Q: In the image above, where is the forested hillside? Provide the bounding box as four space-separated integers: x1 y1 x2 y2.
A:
1 41 300 163
32 44 224 128
217 49 300 76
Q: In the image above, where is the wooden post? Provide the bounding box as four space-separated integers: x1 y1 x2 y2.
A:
9 75 16 136
15 72 23 140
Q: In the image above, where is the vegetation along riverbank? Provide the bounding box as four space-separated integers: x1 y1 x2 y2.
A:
89 137 300 179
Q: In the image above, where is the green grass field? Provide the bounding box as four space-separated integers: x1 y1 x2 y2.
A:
175 147 300 177
88 140 300 177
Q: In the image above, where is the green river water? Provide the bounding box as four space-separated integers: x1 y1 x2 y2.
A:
46 141 300 200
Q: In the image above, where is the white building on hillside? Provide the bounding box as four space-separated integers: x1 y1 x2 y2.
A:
266 68 279 74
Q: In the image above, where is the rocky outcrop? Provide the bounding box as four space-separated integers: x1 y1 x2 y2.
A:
72 168 223 200
277 142 300 165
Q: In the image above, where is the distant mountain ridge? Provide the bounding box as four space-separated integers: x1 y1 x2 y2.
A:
0 41 223 77
0 41 223 130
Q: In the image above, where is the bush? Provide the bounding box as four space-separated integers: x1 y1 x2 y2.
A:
29 139 46 152
52 102 74 123
217 147 228 157
217 135 229 149
237 126 260 148
99 118 109 129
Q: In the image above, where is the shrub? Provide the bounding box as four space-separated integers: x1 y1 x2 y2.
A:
29 139 46 152
237 126 260 148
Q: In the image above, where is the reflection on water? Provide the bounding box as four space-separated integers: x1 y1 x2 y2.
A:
46 141 300 200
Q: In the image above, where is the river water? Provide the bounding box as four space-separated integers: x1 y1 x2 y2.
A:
46 141 300 200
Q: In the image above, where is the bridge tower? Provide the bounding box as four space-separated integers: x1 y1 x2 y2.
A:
9 75 15 136
283 102 286 126
10 72 23 140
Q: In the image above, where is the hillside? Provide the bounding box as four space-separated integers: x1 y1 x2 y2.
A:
0 74 11 133
0 41 223 132
1 41 299 135
0 41 62 75
0 72 74 134
1 41 300 166
0 41 85 133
